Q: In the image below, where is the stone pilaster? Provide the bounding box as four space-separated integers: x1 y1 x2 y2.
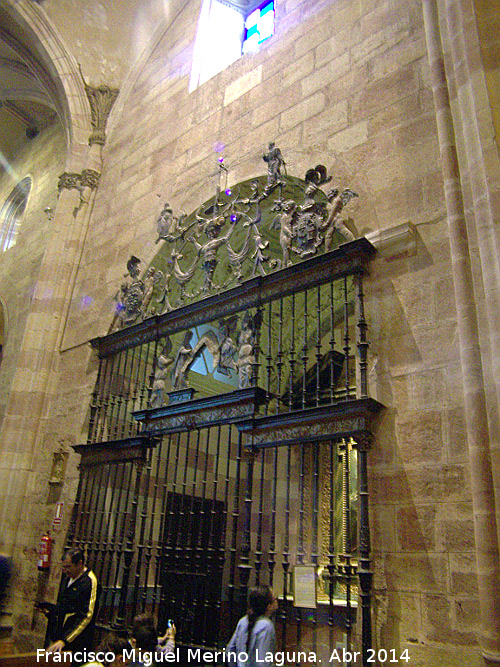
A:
422 0 500 661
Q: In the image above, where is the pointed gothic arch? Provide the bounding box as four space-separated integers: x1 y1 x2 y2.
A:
0 0 92 170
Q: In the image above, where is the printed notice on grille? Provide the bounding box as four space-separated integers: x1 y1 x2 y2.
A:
293 565 317 608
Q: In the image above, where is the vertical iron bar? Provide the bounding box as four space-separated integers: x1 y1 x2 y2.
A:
238 445 256 617
311 441 320 650
220 425 233 642
131 344 145 437
288 294 296 412
265 301 273 414
254 448 265 586
111 461 134 627
116 348 130 439
156 433 176 616
302 289 308 409
80 467 99 549
328 441 336 629
185 428 202 643
87 465 106 567
133 445 153 615
276 298 284 415
228 429 243 627
267 446 278 588
344 277 351 400
139 342 152 411
96 461 119 618
147 338 160 408
311 442 320 566
116 459 143 628
170 431 191 624
187 429 202 576
356 273 369 399
143 438 162 613
110 351 124 439
101 462 125 624
203 424 222 645
97 355 115 442
357 441 373 667
340 440 353 663
298 444 305 564
90 464 109 573
280 443 292 650
198 426 212 645
315 285 322 407
67 467 87 548
251 305 263 388
153 434 171 615
329 282 336 403
88 356 104 444
125 347 137 437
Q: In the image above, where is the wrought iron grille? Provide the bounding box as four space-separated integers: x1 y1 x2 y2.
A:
68 238 381 665
69 431 360 655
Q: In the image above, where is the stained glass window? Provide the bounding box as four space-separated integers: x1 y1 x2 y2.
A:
242 1 275 54
189 0 276 92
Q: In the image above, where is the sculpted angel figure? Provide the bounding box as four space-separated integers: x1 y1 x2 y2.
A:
155 202 188 244
237 313 257 389
171 330 194 390
276 200 297 268
115 255 144 327
322 188 359 250
142 266 165 317
217 318 238 376
150 339 173 408
250 224 269 277
190 217 236 291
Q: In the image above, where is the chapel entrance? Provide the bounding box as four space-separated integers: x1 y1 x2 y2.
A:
66 162 382 664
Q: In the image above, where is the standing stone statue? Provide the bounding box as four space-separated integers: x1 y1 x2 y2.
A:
262 142 286 195
150 340 173 408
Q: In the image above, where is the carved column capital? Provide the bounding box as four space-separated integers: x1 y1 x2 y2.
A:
85 84 119 146
80 169 101 190
58 172 81 193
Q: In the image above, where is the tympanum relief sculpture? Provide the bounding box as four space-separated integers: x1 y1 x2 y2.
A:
147 311 262 408
114 144 359 331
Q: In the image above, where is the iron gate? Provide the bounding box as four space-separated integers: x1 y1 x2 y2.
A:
67 239 382 664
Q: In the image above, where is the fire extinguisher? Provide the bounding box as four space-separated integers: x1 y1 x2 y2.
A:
37 532 53 571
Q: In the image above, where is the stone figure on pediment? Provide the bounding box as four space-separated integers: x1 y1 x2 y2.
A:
262 142 286 196
322 188 358 250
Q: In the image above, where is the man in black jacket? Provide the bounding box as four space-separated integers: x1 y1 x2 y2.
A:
47 547 100 663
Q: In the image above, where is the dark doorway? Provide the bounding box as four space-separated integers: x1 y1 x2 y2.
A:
159 492 226 646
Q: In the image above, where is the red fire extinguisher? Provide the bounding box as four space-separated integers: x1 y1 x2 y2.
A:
37 532 53 571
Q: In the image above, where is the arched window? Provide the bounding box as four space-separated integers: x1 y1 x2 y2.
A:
0 176 32 252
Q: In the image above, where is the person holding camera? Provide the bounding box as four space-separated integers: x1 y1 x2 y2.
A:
130 613 176 660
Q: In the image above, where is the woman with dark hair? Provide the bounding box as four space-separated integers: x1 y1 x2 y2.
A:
227 586 278 667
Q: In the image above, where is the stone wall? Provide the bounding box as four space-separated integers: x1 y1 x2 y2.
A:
2 0 499 663
0 120 65 430
54 0 482 663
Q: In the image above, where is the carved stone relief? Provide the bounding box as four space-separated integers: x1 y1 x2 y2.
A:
144 310 261 409
85 84 119 146
112 145 359 329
